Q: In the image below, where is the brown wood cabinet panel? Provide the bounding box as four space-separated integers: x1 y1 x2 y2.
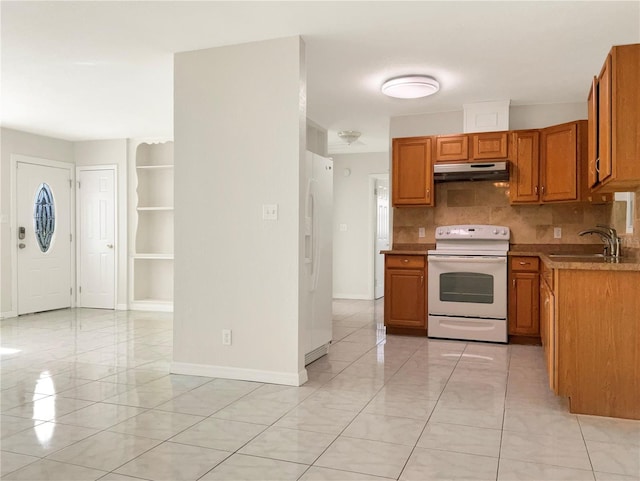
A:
588 44 640 192
557 270 640 419
509 130 540 203
471 132 508 159
509 256 540 338
384 254 427 334
539 275 556 393
509 272 540 337
392 137 433 206
587 77 598 189
597 55 612 184
435 135 469 162
540 121 584 202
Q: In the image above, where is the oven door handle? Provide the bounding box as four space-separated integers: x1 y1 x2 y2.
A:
428 256 506 264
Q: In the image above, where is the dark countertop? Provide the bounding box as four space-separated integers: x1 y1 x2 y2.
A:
510 244 640 271
382 243 640 271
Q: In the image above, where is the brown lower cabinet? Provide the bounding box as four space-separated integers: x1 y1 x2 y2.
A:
508 256 540 340
384 254 427 336
543 263 640 420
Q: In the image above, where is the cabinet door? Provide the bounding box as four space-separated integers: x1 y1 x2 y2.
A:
509 131 540 203
540 122 578 202
597 54 612 184
435 135 469 162
587 77 599 188
471 132 508 160
384 267 426 329
509 272 540 336
392 137 433 206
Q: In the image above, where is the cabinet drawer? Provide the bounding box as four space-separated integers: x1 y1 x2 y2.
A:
386 255 425 269
511 256 539 272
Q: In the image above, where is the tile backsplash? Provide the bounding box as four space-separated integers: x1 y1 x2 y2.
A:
393 180 620 246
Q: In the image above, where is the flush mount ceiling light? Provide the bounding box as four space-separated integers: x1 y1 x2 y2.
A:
381 75 440 99
338 130 361 145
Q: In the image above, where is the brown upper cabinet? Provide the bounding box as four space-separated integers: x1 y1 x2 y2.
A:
435 132 508 163
471 132 509 160
588 43 640 192
510 122 586 204
392 136 433 206
435 134 469 162
509 130 540 203
539 120 587 203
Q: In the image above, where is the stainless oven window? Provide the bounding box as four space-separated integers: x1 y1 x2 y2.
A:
439 272 494 304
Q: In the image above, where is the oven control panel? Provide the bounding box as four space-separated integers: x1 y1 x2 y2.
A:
435 224 510 240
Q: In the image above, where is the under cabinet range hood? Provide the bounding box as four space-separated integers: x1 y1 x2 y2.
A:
433 161 509 182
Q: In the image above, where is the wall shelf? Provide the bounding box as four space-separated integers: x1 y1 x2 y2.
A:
130 141 174 311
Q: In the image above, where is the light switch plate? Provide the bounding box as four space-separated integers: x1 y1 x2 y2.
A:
262 204 278 221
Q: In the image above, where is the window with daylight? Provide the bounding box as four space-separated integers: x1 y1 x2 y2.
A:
34 183 55 252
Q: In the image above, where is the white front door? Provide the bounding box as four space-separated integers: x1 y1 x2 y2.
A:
374 177 389 299
17 161 72 315
78 168 116 309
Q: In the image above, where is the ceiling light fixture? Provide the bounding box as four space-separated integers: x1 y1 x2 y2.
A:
381 75 440 99
338 130 361 145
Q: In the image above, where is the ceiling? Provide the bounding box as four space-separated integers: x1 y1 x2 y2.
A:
2 2 639 154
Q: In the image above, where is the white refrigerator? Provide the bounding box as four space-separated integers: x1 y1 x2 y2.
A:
304 151 333 365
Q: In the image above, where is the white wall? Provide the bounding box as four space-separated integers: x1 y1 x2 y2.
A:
74 140 128 308
332 152 389 299
0 128 74 317
390 102 587 139
173 36 308 385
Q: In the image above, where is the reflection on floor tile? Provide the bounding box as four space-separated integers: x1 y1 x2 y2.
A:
199 453 308 480
497 458 595 481
400 447 498 481
1 302 636 481
1 458 107 480
315 436 412 479
115 441 230 480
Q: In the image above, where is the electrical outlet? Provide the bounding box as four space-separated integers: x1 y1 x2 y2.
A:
554 227 562 239
418 227 426 238
222 329 232 345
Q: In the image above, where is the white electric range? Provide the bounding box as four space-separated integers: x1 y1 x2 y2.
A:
427 224 510 343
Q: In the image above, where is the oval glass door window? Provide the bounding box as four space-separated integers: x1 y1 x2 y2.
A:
34 183 55 252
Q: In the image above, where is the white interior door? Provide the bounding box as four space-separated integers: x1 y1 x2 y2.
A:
374 177 389 299
78 168 116 309
17 162 72 315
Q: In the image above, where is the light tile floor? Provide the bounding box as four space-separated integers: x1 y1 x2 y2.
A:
1 299 638 481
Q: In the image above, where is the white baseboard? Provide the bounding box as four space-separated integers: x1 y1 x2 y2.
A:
116 303 128 311
129 301 173 312
0 310 17 320
333 293 372 300
171 361 308 386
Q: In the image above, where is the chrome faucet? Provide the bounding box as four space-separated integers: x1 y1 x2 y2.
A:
578 225 622 258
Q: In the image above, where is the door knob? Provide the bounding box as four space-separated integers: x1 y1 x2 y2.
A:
18 243 26 249
106 244 114 249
